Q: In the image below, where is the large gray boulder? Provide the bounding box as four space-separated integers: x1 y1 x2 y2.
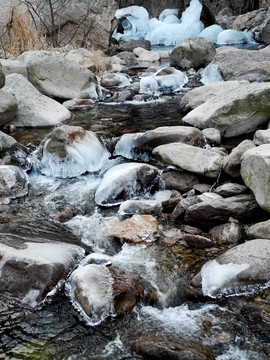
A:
240 144 270 212
210 46 270 82
18 51 99 100
0 165 29 200
0 89 18 127
184 194 260 225
182 82 270 137
152 143 225 178
190 239 270 298
114 126 205 159
180 80 249 113
0 59 28 78
3 74 71 127
95 163 159 206
0 131 21 154
170 37 216 70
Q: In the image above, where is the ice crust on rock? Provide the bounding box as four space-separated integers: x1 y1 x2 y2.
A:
66 264 115 326
39 131 110 179
201 260 250 298
139 67 188 95
201 64 224 84
216 29 253 45
199 25 223 43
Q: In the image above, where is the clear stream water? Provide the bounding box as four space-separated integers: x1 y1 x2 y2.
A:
1 99 270 360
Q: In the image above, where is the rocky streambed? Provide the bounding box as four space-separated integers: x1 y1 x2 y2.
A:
1 6 270 359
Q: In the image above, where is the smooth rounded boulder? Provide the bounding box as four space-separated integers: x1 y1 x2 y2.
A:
3 74 71 127
18 51 99 100
170 37 216 70
240 144 270 212
152 143 225 178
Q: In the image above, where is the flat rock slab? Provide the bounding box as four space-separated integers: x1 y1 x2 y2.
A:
241 144 270 212
103 214 158 245
153 143 224 178
184 194 260 225
182 82 270 137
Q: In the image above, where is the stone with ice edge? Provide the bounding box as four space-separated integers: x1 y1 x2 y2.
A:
39 126 110 179
216 29 252 45
66 264 115 326
95 162 159 206
139 67 188 95
199 24 223 43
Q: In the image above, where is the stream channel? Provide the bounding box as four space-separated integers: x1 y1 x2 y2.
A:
1 94 270 360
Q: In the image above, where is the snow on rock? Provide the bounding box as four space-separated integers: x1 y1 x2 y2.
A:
95 162 159 206
38 125 110 178
200 64 224 84
216 29 253 45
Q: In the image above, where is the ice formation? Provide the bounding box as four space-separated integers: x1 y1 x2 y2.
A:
66 264 115 326
201 259 250 298
113 0 256 48
216 29 251 45
200 64 224 84
199 24 223 43
139 67 188 95
39 131 110 178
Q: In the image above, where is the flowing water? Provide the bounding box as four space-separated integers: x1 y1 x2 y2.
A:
1 99 270 359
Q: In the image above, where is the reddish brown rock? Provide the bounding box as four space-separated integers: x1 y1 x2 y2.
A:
103 214 158 245
183 234 213 248
160 228 183 246
131 331 215 360
182 225 203 235
109 267 144 314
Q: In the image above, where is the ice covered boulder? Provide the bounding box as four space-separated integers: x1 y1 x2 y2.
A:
200 64 224 84
140 67 188 95
240 144 270 212
66 264 143 325
114 126 205 159
0 89 18 127
170 38 216 70
210 47 270 82
182 82 270 137
0 240 84 307
0 59 28 78
190 239 270 298
180 80 249 113
3 74 71 127
199 24 223 43
184 194 260 226
95 163 159 206
152 143 225 178
38 125 110 178
103 214 158 244
216 29 252 45
0 165 29 200
17 51 99 100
